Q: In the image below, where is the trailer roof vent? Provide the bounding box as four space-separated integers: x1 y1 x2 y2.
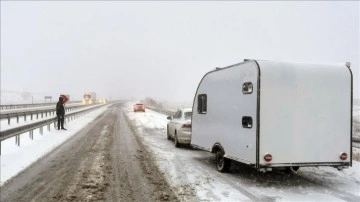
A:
340 152 348 160
264 153 272 162
345 62 351 68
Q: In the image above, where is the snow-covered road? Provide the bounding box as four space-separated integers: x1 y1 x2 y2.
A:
124 102 360 201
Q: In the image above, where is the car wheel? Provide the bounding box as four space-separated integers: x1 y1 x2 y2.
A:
174 134 180 148
215 149 230 172
167 126 171 140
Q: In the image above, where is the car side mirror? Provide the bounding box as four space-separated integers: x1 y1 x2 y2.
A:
167 116 172 120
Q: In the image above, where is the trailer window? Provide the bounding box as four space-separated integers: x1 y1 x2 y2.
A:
242 116 253 128
197 94 207 114
242 82 253 94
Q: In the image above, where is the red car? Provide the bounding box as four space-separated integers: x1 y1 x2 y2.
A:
133 103 146 112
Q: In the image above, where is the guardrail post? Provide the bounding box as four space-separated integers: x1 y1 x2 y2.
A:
41 112 44 118
17 114 19 123
31 113 33 120
15 135 20 146
29 130 33 140
24 113 27 122
8 114 10 125
40 126 43 135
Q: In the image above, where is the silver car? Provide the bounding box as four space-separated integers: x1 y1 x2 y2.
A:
167 108 192 147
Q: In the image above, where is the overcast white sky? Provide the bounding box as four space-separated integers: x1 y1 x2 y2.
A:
1 1 359 103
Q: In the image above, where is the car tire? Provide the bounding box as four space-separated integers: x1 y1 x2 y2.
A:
167 126 171 140
215 149 231 172
174 134 180 148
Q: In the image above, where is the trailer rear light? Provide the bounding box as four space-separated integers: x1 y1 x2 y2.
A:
340 152 348 160
182 124 192 129
264 153 272 162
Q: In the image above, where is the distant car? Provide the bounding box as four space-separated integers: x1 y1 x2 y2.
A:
134 103 146 112
166 108 192 147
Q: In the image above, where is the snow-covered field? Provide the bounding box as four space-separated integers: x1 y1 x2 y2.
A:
0 105 110 185
124 102 360 201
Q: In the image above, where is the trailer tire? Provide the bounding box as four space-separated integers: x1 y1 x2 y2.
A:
292 166 299 171
285 166 299 173
215 150 230 172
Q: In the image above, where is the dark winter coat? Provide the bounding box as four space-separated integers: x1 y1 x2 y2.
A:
56 100 65 116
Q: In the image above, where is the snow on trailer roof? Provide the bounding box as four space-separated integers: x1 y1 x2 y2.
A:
211 60 351 78
218 59 351 69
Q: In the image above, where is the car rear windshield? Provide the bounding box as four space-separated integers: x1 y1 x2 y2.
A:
184 112 192 120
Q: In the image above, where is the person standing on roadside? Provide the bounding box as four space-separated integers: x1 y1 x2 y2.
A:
56 96 66 130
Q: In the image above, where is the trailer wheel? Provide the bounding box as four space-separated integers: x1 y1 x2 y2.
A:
292 166 299 171
285 166 300 173
215 150 230 172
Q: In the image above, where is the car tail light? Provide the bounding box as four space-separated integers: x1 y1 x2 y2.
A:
340 152 347 160
182 124 191 129
264 153 272 162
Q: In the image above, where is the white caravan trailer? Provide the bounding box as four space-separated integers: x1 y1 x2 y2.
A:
191 59 353 172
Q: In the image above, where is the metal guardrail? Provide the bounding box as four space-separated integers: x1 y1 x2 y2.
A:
0 101 82 110
0 105 91 125
145 106 175 117
0 104 107 155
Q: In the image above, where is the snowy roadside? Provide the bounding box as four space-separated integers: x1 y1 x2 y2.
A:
123 102 360 201
353 101 360 160
0 105 110 186
353 103 360 142
0 104 104 131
